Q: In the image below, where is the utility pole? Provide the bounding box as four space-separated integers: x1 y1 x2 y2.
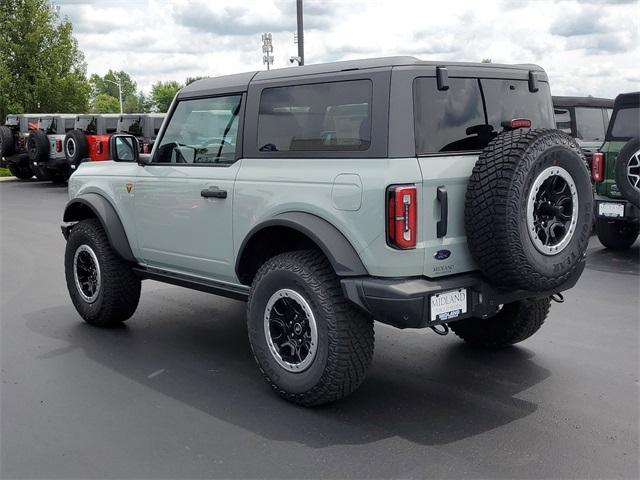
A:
262 33 274 70
296 0 304 66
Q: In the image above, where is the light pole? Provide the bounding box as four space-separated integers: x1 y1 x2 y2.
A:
104 76 123 114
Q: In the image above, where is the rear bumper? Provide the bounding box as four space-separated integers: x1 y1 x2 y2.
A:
341 259 585 329
33 155 68 169
4 153 29 166
594 195 639 221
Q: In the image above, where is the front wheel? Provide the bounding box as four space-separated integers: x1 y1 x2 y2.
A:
449 298 551 348
65 219 141 326
596 218 639 250
247 250 374 406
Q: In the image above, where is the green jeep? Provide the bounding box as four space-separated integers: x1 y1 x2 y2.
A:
592 92 639 249
61 57 594 405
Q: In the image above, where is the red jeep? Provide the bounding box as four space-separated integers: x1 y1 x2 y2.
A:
64 114 119 168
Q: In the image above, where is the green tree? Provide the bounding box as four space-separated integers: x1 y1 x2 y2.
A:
150 80 183 112
91 93 120 113
0 0 90 119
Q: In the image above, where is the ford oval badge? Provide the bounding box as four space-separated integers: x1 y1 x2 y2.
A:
434 249 451 260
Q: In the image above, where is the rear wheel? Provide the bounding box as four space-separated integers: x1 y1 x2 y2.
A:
596 218 639 250
0 126 14 157
247 250 374 406
27 131 49 164
65 219 141 326
8 162 33 180
33 165 50 181
450 298 551 348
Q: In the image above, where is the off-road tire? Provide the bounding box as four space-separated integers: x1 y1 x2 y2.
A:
49 167 70 184
27 130 49 163
33 165 50 181
449 298 551 348
0 126 14 157
247 249 374 406
7 162 33 180
614 137 640 208
465 129 593 291
65 219 141 326
64 130 89 166
596 218 639 250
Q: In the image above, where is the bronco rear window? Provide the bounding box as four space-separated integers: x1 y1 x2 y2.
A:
414 77 554 154
119 117 143 136
608 107 639 141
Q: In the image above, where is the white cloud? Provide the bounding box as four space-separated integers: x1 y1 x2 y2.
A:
55 0 639 98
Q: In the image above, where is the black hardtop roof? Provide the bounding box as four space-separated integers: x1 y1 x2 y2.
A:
613 92 639 109
552 96 614 108
179 56 547 99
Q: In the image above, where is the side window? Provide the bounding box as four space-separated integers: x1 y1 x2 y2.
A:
154 95 241 165
414 78 485 153
257 79 372 152
610 107 640 140
65 118 75 131
575 107 606 141
554 108 573 134
105 118 118 134
153 117 163 136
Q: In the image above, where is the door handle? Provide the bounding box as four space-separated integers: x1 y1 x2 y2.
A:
201 187 227 199
436 186 448 238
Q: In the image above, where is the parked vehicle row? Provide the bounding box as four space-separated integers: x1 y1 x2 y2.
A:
0 113 166 182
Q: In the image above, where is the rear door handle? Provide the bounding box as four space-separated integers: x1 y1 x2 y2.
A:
201 186 227 199
436 186 448 238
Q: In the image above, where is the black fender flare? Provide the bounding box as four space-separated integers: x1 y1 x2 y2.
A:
236 212 368 279
63 193 135 262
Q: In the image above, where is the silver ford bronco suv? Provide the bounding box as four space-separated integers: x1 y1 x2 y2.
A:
62 57 593 406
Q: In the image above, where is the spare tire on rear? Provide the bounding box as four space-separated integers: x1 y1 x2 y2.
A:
27 130 49 163
0 125 14 157
465 129 593 292
614 137 640 208
64 130 88 166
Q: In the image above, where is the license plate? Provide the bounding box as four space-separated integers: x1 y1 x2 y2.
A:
430 288 467 321
599 202 624 218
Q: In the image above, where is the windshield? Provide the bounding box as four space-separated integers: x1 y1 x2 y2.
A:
414 78 554 154
119 117 144 136
608 107 639 141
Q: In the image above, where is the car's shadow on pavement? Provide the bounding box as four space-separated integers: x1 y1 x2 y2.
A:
24 290 549 448
586 243 639 276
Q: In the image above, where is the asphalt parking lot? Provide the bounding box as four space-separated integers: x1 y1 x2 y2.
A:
1 178 638 479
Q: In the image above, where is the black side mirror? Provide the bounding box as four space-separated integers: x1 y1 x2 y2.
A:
108 134 139 163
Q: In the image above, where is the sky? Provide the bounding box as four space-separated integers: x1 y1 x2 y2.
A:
55 0 639 98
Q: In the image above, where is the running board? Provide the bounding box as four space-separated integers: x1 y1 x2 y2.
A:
132 267 249 301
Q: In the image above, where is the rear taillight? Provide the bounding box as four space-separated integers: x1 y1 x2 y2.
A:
387 185 417 249
592 152 604 182
96 141 102 154
55 139 62 152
